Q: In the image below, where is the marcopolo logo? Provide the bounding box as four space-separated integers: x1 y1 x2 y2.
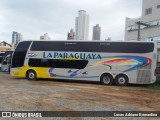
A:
43 52 102 60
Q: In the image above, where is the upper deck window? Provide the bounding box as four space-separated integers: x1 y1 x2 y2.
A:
31 41 154 53
145 8 152 15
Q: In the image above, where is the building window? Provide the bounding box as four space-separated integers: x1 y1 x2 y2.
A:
149 20 159 26
127 19 160 32
145 8 152 15
153 37 160 42
157 5 160 8
143 36 160 42
127 26 132 31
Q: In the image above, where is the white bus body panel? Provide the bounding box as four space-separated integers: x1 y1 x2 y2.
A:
24 50 156 84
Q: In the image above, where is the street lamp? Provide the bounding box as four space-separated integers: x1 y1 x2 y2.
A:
135 21 150 41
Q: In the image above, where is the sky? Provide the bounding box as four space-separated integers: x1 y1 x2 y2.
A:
0 0 142 43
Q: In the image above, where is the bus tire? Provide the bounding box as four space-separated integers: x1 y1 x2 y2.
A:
26 70 37 80
115 74 128 86
100 73 113 85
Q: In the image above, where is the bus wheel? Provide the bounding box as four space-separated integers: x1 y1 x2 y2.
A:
115 74 128 86
27 70 37 80
100 73 113 85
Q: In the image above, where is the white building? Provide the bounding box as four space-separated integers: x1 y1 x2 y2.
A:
125 0 160 42
40 33 51 40
75 10 89 40
12 31 22 44
92 24 101 40
12 31 22 49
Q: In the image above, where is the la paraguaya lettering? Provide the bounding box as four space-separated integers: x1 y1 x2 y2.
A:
43 52 102 60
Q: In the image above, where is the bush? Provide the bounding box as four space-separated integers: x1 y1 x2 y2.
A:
146 81 160 89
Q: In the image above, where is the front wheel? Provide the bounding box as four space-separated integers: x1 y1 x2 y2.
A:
100 74 113 85
115 74 128 86
26 70 37 80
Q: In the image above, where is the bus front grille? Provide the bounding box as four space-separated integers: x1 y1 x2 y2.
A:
137 70 151 84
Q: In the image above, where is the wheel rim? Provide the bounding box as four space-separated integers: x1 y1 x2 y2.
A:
103 76 111 84
29 72 35 79
118 77 126 85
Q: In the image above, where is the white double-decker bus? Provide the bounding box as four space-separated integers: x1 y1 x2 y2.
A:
11 41 157 86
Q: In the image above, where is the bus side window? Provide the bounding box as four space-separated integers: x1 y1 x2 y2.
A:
41 59 49 67
3 59 7 64
29 59 88 69
6 56 10 64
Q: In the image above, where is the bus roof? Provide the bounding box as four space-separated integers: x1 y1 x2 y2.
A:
17 40 156 44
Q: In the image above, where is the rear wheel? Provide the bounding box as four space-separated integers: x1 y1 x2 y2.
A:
27 70 37 80
100 74 113 85
115 74 128 86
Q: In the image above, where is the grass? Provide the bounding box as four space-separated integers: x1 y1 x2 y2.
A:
145 81 160 90
128 80 160 90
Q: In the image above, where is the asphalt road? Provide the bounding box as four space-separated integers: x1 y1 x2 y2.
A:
0 72 160 120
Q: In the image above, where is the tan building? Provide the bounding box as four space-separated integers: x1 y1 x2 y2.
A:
0 41 12 51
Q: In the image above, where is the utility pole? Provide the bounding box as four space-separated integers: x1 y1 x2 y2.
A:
135 21 150 41
137 23 140 41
